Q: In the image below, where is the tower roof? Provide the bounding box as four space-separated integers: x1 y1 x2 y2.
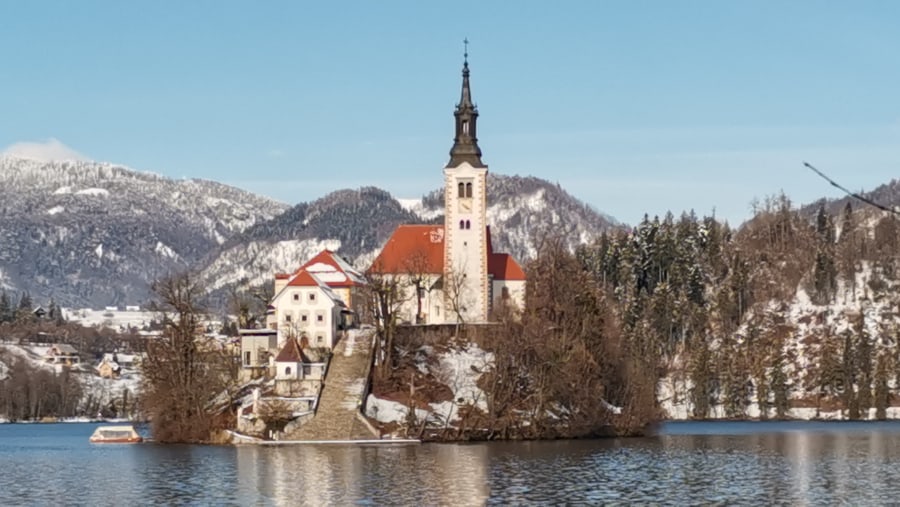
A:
448 41 486 168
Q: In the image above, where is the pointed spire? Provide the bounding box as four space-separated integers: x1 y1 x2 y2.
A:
448 38 485 168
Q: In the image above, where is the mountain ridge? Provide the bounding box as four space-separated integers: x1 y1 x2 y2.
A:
0 157 619 308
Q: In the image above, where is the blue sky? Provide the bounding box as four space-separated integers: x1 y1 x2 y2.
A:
2 1 899 225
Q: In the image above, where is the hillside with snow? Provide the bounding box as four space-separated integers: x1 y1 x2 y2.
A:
0 156 287 307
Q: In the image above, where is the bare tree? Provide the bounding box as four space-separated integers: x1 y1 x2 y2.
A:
404 247 435 324
365 261 410 380
140 272 236 443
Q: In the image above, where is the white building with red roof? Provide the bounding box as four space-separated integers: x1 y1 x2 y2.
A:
267 267 351 349
275 249 366 316
369 53 525 324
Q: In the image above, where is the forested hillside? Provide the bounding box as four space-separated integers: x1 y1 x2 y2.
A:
572 194 900 420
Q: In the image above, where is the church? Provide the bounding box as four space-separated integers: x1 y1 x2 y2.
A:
369 52 526 324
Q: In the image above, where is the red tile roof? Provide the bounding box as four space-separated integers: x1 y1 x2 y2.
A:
285 270 321 287
297 250 366 288
274 336 312 363
369 225 445 274
369 223 525 280
489 253 526 281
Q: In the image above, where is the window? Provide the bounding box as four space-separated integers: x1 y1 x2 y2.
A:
293 293 300 301
459 220 465 230
462 120 469 135
244 351 251 366
465 182 473 198
501 287 510 300
465 220 471 230
316 335 324 345
303 364 312 376
317 315 324 322
285 366 292 376
308 292 316 302
284 313 292 323
458 182 465 198
301 313 308 322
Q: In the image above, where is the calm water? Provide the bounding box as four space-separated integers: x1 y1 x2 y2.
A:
3 421 900 505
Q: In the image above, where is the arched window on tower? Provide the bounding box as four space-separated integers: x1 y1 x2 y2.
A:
459 220 465 230
465 182 473 198
462 120 469 135
458 182 465 198
465 220 471 230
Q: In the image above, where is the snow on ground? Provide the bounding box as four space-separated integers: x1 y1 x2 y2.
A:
366 394 429 424
75 187 109 197
63 309 156 330
0 343 141 416
431 343 492 416
367 342 493 426
340 379 367 411
343 331 356 357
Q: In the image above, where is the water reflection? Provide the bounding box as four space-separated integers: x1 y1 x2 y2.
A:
235 443 489 506
7 422 900 505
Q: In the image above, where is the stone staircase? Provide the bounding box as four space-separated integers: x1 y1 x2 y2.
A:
283 327 379 441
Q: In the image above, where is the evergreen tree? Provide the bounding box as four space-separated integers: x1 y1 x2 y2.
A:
689 339 714 419
15 292 34 323
0 291 11 323
855 313 873 418
771 349 789 419
812 204 838 304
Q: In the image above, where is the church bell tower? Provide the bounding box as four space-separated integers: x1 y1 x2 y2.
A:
443 41 490 322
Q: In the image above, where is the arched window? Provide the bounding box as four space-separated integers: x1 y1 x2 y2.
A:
465 182 473 198
285 366 292 376
465 220 471 230
458 182 465 198
459 220 465 229
462 120 469 135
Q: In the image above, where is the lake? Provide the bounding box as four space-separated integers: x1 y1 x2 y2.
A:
3 421 900 505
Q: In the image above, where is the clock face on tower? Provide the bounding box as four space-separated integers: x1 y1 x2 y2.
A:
459 199 472 213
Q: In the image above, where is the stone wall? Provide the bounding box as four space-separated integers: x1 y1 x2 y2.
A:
393 323 498 349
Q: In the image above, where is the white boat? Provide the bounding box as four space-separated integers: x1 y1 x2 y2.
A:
89 425 143 444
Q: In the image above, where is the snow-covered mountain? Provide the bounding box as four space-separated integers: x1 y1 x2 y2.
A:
0 156 617 308
0 156 287 307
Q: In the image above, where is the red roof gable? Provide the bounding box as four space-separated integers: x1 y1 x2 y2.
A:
369 225 445 274
274 336 312 363
286 270 321 287
297 250 366 288
489 253 526 281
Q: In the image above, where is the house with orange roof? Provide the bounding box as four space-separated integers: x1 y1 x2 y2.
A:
274 249 367 319
368 54 526 324
266 267 351 349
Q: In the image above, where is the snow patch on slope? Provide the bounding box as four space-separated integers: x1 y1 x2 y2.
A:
203 238 343 292
75 188 109 197
397 197 442 221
